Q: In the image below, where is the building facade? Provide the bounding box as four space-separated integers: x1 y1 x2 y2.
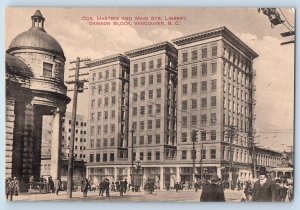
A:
86 54 130 184
85 27 283 189
5 10 70 191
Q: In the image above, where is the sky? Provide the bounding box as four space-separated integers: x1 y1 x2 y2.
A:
5 7 295 152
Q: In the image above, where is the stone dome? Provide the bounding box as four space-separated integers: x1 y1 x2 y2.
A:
7 10 65 59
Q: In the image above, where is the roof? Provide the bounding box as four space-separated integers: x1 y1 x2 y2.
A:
172 26 258 59
5 53 33 78
7 27 65 58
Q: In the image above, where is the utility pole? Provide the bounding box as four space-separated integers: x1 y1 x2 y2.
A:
130 123 135 185
66 57 89 198
191 130 197 187
225 125 237 190
199 131 204 181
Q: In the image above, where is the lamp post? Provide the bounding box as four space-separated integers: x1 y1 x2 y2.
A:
130 124 135 186
136 160 142 190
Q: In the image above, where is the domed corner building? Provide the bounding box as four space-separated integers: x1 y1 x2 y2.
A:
6 10 70 191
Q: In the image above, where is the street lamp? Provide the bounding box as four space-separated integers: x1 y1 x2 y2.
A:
135 160 142 190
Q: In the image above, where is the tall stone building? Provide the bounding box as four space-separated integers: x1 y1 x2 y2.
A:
85 27 283 189
5 10 70 190
86 54 130 183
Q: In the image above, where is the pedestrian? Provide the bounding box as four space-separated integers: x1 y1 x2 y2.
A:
82 178 90 198
13 177 19 196
200 174 225 202
251 167 276 202
175 182 180 192
48 176 54 193
6 178 14 201
105 178 110 197
119 179 124 196
111 182 116 192
244 181 252 201
99 180 105 196
54 177 62 196
123 179 128 193
165 180 170 191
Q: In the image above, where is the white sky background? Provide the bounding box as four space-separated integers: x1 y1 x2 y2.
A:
5 8 295 152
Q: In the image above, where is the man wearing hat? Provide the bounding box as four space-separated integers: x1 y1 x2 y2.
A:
200 173 225 202
252 167 276 202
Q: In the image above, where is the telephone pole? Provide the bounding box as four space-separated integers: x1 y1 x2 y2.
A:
66 57 89 198
191 130 197 187
130 123 135 185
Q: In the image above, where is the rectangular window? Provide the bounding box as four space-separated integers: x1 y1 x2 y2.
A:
133 107 137 116
182 150 187 159
105 70 109 79
140 106 145 115
111 82 116 91
202 48 207 59
191 66 197 77
156 134 160 144
111 124 115 133
148 120 152 129
191 150 197 159
201 150 206 159
134 64 138 73
201 81 207 92
90 139 94 147
202 63 207 76
43 62 53 77
149 90 153 99
111 96 116 105
149 75 153 85
182 84 188 94
110 153 114 162
111 110 115 118
140 121 144 130
155 151 160 160
192 50 197 60
134 78 138 87
182 52 188 62
140 152 144 160
192 99 197 109
89 154 94 162
141 77 145 86
103 153 107 162
212 62 217 74
211 130 216 140
147 152 152 160
191 115 197 126
182 100 188 111
148 105 153 115
96 154 100 162
156 104 161 114
147 135 152 144
104 97 109 106
211 113 217 124
156 88 161 98
201 131 206 141
133 93 138 102
212 46 217 57
157 58 162 68
201 97 207 108
139 136 144 145
110 138 115 146
192 83 197 93
210 149 216 159
157 73 161 83
182 68 188 79
149 60 154 69
156 119 160 129
211 96 217 107
182 132 187 142
141 91 145 100
201 115 207 125
211 79 217 91
105 84 109 92
142 62 146 71
103 138 108 147
104 111 108 119
182 116 188 127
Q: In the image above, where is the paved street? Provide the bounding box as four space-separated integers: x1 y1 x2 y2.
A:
11 189 245 202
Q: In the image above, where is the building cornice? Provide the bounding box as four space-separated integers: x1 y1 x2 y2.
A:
124 41 178 58
86 53 129 68
172 26 258 59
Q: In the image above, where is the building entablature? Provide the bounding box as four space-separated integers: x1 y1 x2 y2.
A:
86 53 130 68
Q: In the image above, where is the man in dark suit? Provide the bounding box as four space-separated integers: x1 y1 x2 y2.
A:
252 167 276 202
200 174 225 202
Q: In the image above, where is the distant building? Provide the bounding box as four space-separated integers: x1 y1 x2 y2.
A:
41 112 88 187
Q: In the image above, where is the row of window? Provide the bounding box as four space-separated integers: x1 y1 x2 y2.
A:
181 46 218 63
182 62 217 79
91 96 117 108
223 62 251 87
132 89 164 102
223 46 252 72
223 98 249 117
133 58 163 73
91 110 117 121
62 136 87 143
91 68 117 81
90 153 115 162
131 119 162 131
181 149 216 160
91 82 117 95
222 148 248 163
223 82 249 102
182 80 217 94
132 104 161 116
181 97 216 110
90 124 118 135
133 73 162 87
223 114 249 133
90 138 115 148
181 114 217 127
181 130 217 142
63 119 87 127
62 128 87 134
133 151 161 161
